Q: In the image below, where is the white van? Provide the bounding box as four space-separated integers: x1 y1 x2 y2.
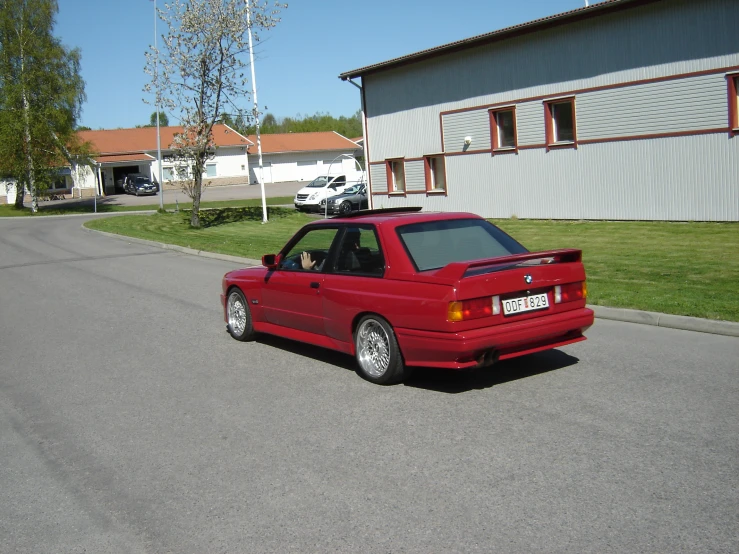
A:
294 174 360 213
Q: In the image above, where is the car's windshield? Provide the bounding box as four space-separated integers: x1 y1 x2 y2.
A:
397 218 528 272
342 185 363 194
307 176 329 188
135 177 150 184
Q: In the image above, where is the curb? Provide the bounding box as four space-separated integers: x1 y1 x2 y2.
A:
85 225 739 339
588 305 739 338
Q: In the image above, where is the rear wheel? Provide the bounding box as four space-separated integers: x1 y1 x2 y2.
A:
354 315 406 385
227 288 256 341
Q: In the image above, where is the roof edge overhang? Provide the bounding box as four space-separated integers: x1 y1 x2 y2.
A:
339 0 662 81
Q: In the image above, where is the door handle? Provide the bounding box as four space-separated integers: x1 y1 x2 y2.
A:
310 282 320 289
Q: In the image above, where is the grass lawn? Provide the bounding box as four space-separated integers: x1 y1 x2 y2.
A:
84 210 739 322
0 196 295 217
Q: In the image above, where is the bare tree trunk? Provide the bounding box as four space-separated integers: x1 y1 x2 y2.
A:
190 160 203 228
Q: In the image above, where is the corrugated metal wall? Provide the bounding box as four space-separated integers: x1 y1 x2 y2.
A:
362 0 739 221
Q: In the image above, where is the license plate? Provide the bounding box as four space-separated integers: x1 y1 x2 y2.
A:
502 293 549 315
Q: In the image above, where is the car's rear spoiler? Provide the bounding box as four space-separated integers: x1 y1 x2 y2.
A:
434 249 583 281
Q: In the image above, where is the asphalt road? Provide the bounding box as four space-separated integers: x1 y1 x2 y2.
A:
1 215 737 553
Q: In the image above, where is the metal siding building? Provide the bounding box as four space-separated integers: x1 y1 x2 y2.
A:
341 0 739 221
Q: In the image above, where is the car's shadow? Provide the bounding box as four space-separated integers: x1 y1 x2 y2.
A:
254 334 579 394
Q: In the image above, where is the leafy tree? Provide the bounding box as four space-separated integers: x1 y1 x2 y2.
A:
0 0 88 211
148 110 169 127
145 0 285 228
240 110 363 138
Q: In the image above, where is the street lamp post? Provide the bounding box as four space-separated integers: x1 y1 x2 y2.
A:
246 2 267 224
154 0 164 211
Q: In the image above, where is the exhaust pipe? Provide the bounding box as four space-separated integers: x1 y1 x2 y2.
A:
474 350 499 369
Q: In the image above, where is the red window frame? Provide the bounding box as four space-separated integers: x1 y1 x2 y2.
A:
489 106 518 154
423 155 447 194
728 73 739 136
385 158 406 195
544 96 577 150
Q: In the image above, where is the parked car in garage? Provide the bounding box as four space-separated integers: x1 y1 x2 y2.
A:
221 207 594 385
124 173 159 196
319 183 368 215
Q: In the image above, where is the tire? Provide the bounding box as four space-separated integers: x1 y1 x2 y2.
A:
339 201 352 215
354 315 406 385
226 288 256 341
135 189 140 197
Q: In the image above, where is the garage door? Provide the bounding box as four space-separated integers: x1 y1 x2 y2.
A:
297 160 319 182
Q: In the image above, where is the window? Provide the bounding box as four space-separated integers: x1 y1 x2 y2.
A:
279 228 340 272
162 167 173 181
206 164 217 178
729 74 739 134
489 107 517 152
424 155 447 192
545 97 577 148
386 159 405 193
334 226 385 276
396 218 527 272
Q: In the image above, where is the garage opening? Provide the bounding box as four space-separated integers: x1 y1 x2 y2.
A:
113 165 141 194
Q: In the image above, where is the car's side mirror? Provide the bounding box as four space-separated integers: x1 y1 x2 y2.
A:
262 254 278 269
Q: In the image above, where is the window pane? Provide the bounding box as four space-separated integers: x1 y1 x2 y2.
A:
496 110 515 148
552 102 574 142
206 164 217 177
281 228 339 271
397 219 528 272
335 227 384 275
430 156 446 190
392 161 405 192
162 167 173 181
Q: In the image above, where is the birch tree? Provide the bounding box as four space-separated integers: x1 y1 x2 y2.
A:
145 0 285 228
0 0 86 211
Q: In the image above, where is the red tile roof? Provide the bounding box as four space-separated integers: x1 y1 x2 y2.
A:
246 131 359 154
78 124 251 155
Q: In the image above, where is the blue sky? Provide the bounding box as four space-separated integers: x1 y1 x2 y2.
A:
56 0 598 130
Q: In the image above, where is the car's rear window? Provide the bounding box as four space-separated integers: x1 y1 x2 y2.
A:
396 218 528 272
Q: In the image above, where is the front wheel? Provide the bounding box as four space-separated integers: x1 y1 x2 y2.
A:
339 201 352 215
354 315 406 385
226 288 256 341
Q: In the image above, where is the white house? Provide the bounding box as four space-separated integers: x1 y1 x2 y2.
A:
75 124 252 196
245 132 363 184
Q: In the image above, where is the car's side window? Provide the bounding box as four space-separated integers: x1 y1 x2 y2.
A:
333 226 385 276
280 228 339 271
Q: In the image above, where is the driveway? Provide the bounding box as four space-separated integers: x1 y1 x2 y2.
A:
42 180 306 209
1 214 737 553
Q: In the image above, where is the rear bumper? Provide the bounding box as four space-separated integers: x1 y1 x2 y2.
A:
395 307 594 369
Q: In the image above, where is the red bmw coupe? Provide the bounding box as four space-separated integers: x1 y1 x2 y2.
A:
221 208 594 385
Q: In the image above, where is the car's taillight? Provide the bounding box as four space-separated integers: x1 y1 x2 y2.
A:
448 296 500 322
554 282 586 304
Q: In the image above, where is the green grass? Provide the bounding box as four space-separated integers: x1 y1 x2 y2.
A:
85 207 314 260
491 219 739 322
0 196 295 217
81 213 738 322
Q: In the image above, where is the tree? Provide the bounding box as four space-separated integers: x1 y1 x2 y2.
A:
0 0 87 211
145 0 285 228
148 110 169 127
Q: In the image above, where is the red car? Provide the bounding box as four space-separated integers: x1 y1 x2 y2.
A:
221 208 594 385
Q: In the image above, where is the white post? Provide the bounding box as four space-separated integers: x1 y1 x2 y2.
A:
246 2 267 224
154 0 164 210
